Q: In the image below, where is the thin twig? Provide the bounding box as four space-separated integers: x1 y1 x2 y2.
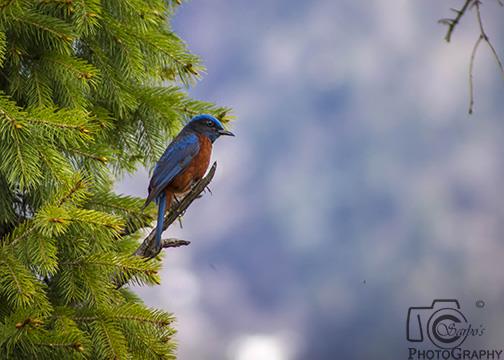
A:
441 0 504 114
474 1 504 77
467 1 504 113
440 0 474 42
160 238 191 248
469 35 483 114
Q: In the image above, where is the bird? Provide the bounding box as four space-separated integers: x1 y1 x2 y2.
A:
143 114 234 249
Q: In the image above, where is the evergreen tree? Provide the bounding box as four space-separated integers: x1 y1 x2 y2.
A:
0 0 230 358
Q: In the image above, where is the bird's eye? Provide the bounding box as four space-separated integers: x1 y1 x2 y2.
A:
206 120 214 127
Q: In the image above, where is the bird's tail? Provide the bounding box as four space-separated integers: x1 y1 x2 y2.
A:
155 191 170 249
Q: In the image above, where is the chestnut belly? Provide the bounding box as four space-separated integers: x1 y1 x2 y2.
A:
167 135 212 194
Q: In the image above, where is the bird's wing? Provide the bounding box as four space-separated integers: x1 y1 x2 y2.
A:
143 133 200 207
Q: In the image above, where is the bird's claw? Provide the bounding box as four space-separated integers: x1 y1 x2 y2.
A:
173 195 181 207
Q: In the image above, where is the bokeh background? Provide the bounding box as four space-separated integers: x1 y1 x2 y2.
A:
117 1 504 359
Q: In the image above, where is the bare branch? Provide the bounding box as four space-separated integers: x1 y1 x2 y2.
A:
133 161 217 259
160 238 191 248
440 0 474 42
474 1 504 78
113 162 217 289
441 1 504 114
469 35 484 114
467 1 504 114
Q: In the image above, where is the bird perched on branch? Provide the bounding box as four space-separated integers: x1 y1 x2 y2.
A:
143 114 234 249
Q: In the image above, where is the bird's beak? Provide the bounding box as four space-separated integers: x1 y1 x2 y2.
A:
219 129 235 136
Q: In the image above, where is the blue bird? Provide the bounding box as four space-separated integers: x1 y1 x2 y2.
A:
143 114 234 249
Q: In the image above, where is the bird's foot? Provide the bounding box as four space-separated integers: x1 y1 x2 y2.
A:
173 195 181 207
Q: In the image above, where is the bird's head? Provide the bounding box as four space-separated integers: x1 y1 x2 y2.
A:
186 114 234 142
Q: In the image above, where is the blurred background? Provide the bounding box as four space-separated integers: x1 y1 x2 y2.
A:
117 1 504 359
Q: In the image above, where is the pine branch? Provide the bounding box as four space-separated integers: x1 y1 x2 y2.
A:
0 31 7 68
5 174 89 247
86 192 154 236
64 252 161 290
74 304 173 328
0 247 50 311
10 10 74 43
0 1 228 357
35 340 85 353
0 101 43 190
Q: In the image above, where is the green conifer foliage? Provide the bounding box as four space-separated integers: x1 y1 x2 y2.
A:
0 1 230 358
